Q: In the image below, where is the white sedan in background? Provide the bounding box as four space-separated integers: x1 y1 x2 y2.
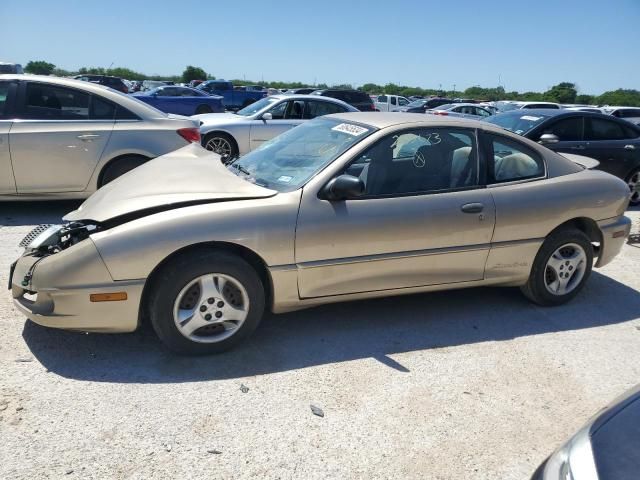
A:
195 95 357 158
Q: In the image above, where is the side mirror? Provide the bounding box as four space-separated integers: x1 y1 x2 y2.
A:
539 133 560 144
261 112 272 121
322 174 365 201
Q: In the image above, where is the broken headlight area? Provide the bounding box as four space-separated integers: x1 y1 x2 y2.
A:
21 222 100 256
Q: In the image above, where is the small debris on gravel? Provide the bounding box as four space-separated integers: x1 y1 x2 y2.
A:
165 444 172 452
310 405 324 417
240 384 249 393
15 357 33 363
16 406 23 411
207 449 222 455
463 391 472 395
65 469 74 475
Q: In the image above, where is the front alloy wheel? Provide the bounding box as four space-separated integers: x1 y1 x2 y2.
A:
205 136 232 156
173 273 249 343
149 251 265 355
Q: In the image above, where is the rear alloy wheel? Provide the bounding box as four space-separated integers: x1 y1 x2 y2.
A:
521 228 593 306
203 132 238 159
149 251 264 355
626 168 640 206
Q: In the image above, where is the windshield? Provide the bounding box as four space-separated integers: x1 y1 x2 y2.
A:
228 118 376 192
485 112 551 135
236 97 279 116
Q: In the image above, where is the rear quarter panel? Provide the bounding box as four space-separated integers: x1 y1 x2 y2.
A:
490 170 628 244
85 118 195 191
484 170 629 283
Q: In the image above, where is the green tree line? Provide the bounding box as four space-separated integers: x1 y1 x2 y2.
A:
22 60 640 106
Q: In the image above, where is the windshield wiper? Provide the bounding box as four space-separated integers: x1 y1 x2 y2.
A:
230 163 252 177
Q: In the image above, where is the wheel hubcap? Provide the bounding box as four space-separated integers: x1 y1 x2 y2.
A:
205 137 232 156
544 243 587 296
173 273 249 343
628 172 640 203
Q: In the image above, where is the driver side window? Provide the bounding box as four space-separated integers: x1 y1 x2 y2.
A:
268 101 288 119
347 128 478 197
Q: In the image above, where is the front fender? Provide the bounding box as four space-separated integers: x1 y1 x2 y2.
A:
91 191 301 280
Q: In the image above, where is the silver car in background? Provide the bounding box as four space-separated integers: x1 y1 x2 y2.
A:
195 94 358 158
0 75 200 199
427 103 493 119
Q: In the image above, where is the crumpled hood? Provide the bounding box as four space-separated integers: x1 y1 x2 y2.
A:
192 112 246 125
64 143 276 223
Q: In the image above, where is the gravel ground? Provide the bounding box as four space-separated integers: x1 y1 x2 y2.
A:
1 201 639 480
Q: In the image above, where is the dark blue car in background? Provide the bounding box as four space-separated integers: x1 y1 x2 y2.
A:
196 80 266 110
133 86 225 116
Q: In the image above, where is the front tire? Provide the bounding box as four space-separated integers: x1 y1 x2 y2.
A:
626 168 640 206
202 132 238 159
148 251 265 355
520 228 593 306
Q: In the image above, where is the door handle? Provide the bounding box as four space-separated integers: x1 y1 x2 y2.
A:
461 202 484 213
77 134 101 141
625 144 636 150
570 145 586 150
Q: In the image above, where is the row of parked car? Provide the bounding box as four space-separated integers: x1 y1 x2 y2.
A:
1 73 640 208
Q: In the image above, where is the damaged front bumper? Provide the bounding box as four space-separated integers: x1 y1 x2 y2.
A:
10 227 144 333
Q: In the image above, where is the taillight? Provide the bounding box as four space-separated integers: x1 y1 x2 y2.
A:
177 127 201 143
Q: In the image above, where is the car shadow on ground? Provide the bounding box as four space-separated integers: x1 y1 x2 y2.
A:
21 271 640 383
1 201 83 226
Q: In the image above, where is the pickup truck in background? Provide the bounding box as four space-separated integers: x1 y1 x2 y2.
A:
196 80 267 110
375 94 410 111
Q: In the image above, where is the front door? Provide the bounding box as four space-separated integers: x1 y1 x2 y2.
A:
9 81 114 193
0 80 16 194
249 99 304 151
295 126 496 298
582 116 640 179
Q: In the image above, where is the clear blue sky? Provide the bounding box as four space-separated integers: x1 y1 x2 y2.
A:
1 0 638 94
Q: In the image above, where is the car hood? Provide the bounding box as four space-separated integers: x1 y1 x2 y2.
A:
192 112 248 125
64 144 277 224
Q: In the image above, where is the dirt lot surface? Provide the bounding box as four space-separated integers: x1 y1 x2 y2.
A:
1 201 639 479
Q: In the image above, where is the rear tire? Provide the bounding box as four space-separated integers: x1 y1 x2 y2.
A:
99 156 148 187
520 228 593 306
195 105 213 114
148 250 265 355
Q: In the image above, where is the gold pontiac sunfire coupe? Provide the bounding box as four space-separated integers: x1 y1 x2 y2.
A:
9 113 631 354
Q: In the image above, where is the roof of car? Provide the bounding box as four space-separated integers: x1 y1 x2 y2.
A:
325 111 503 130
0 74 170 119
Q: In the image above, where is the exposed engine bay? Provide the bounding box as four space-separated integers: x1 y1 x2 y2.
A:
21 222 99 256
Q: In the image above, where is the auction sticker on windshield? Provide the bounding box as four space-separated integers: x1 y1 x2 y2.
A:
331 123 369 136
521 115 542 121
